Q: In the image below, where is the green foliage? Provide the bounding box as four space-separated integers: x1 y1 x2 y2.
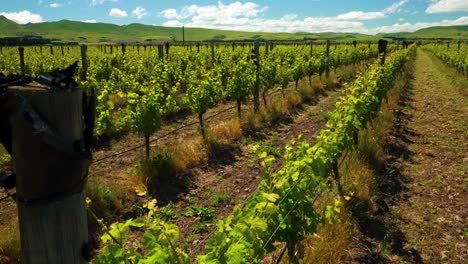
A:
184 71 221 115
199 45 416 263
227 55 256 110
190 206 216 221
92 199 190 264
423 43 468 74
137 153 176 188
211 191 233 207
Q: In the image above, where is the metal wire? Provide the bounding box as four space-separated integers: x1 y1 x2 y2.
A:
94 105 236 163
251 180 323 263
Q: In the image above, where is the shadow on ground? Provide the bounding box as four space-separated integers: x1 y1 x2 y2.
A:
350 74 424 264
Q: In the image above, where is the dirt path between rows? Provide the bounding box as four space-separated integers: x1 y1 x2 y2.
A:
178 85 346 259
351 49 467 264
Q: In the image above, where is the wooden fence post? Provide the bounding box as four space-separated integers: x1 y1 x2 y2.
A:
378 39 388 66
325 40 330 79
309 41 313 57
121 44 126 55
165 42 170 58
9 84 91 263
18 47 25 76
210 42 215 64
157 44 164 61
80 45 88 81
253 42 260 113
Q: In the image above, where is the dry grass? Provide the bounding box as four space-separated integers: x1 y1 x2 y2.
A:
286 91 302 109
0 218 20 264
301 59 413 263
304 195 354 264
209 119 243 145
164 136 208 172
86 176 126 219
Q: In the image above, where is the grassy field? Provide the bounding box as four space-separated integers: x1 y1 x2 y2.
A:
1 16 467 43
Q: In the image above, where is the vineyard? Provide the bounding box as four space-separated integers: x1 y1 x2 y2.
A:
0 39 466 264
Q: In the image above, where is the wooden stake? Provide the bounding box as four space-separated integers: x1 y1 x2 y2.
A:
157 44 164 61
309 41 313 57
18 47 25 76
210 42 215 64
325 40 330 79
80 45 88 81
253 42 260 113
10 85 88 264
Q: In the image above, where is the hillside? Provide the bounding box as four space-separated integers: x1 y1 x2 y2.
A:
0 16 466 43
377 25 468 40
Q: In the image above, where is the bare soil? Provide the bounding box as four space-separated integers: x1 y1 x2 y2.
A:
348 49 467 263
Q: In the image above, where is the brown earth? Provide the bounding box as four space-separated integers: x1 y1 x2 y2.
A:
348 49 467 263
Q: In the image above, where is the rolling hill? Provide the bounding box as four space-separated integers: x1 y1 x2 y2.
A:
0 16 466 43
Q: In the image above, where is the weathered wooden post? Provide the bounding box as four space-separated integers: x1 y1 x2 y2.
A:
61 46 64 57
157 44 164 61
81 45 88 81
165 42 170 58
253 42 260 113
1 63 94 263
378 39 388 66
18 47 25 76
50 45 54 55
309 41 313 57
325 40 330 79
121 43 126 55
211 42 215 64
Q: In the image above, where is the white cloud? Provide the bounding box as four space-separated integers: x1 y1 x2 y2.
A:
164 20 184 27
109 8 127 18
368 16 468 34
90 0 117 6
132 7 148 19
384 0 409 13
336 0 408 21
0 10 44 24
159 1 465 35
82 19 97 23
426 0 468 13
160 8 180 20
160 1 268 20
160 1 369 33
50 3 61 8
337 11 385 20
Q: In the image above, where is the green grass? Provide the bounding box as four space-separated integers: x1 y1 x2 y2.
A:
377 25 468 40
1 16 466 43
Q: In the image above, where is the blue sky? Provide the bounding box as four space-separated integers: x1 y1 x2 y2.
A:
1 1 467 34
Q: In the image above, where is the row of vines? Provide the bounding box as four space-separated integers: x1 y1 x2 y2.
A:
422 42 468 75
0 43 383 158
87 44 415 263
